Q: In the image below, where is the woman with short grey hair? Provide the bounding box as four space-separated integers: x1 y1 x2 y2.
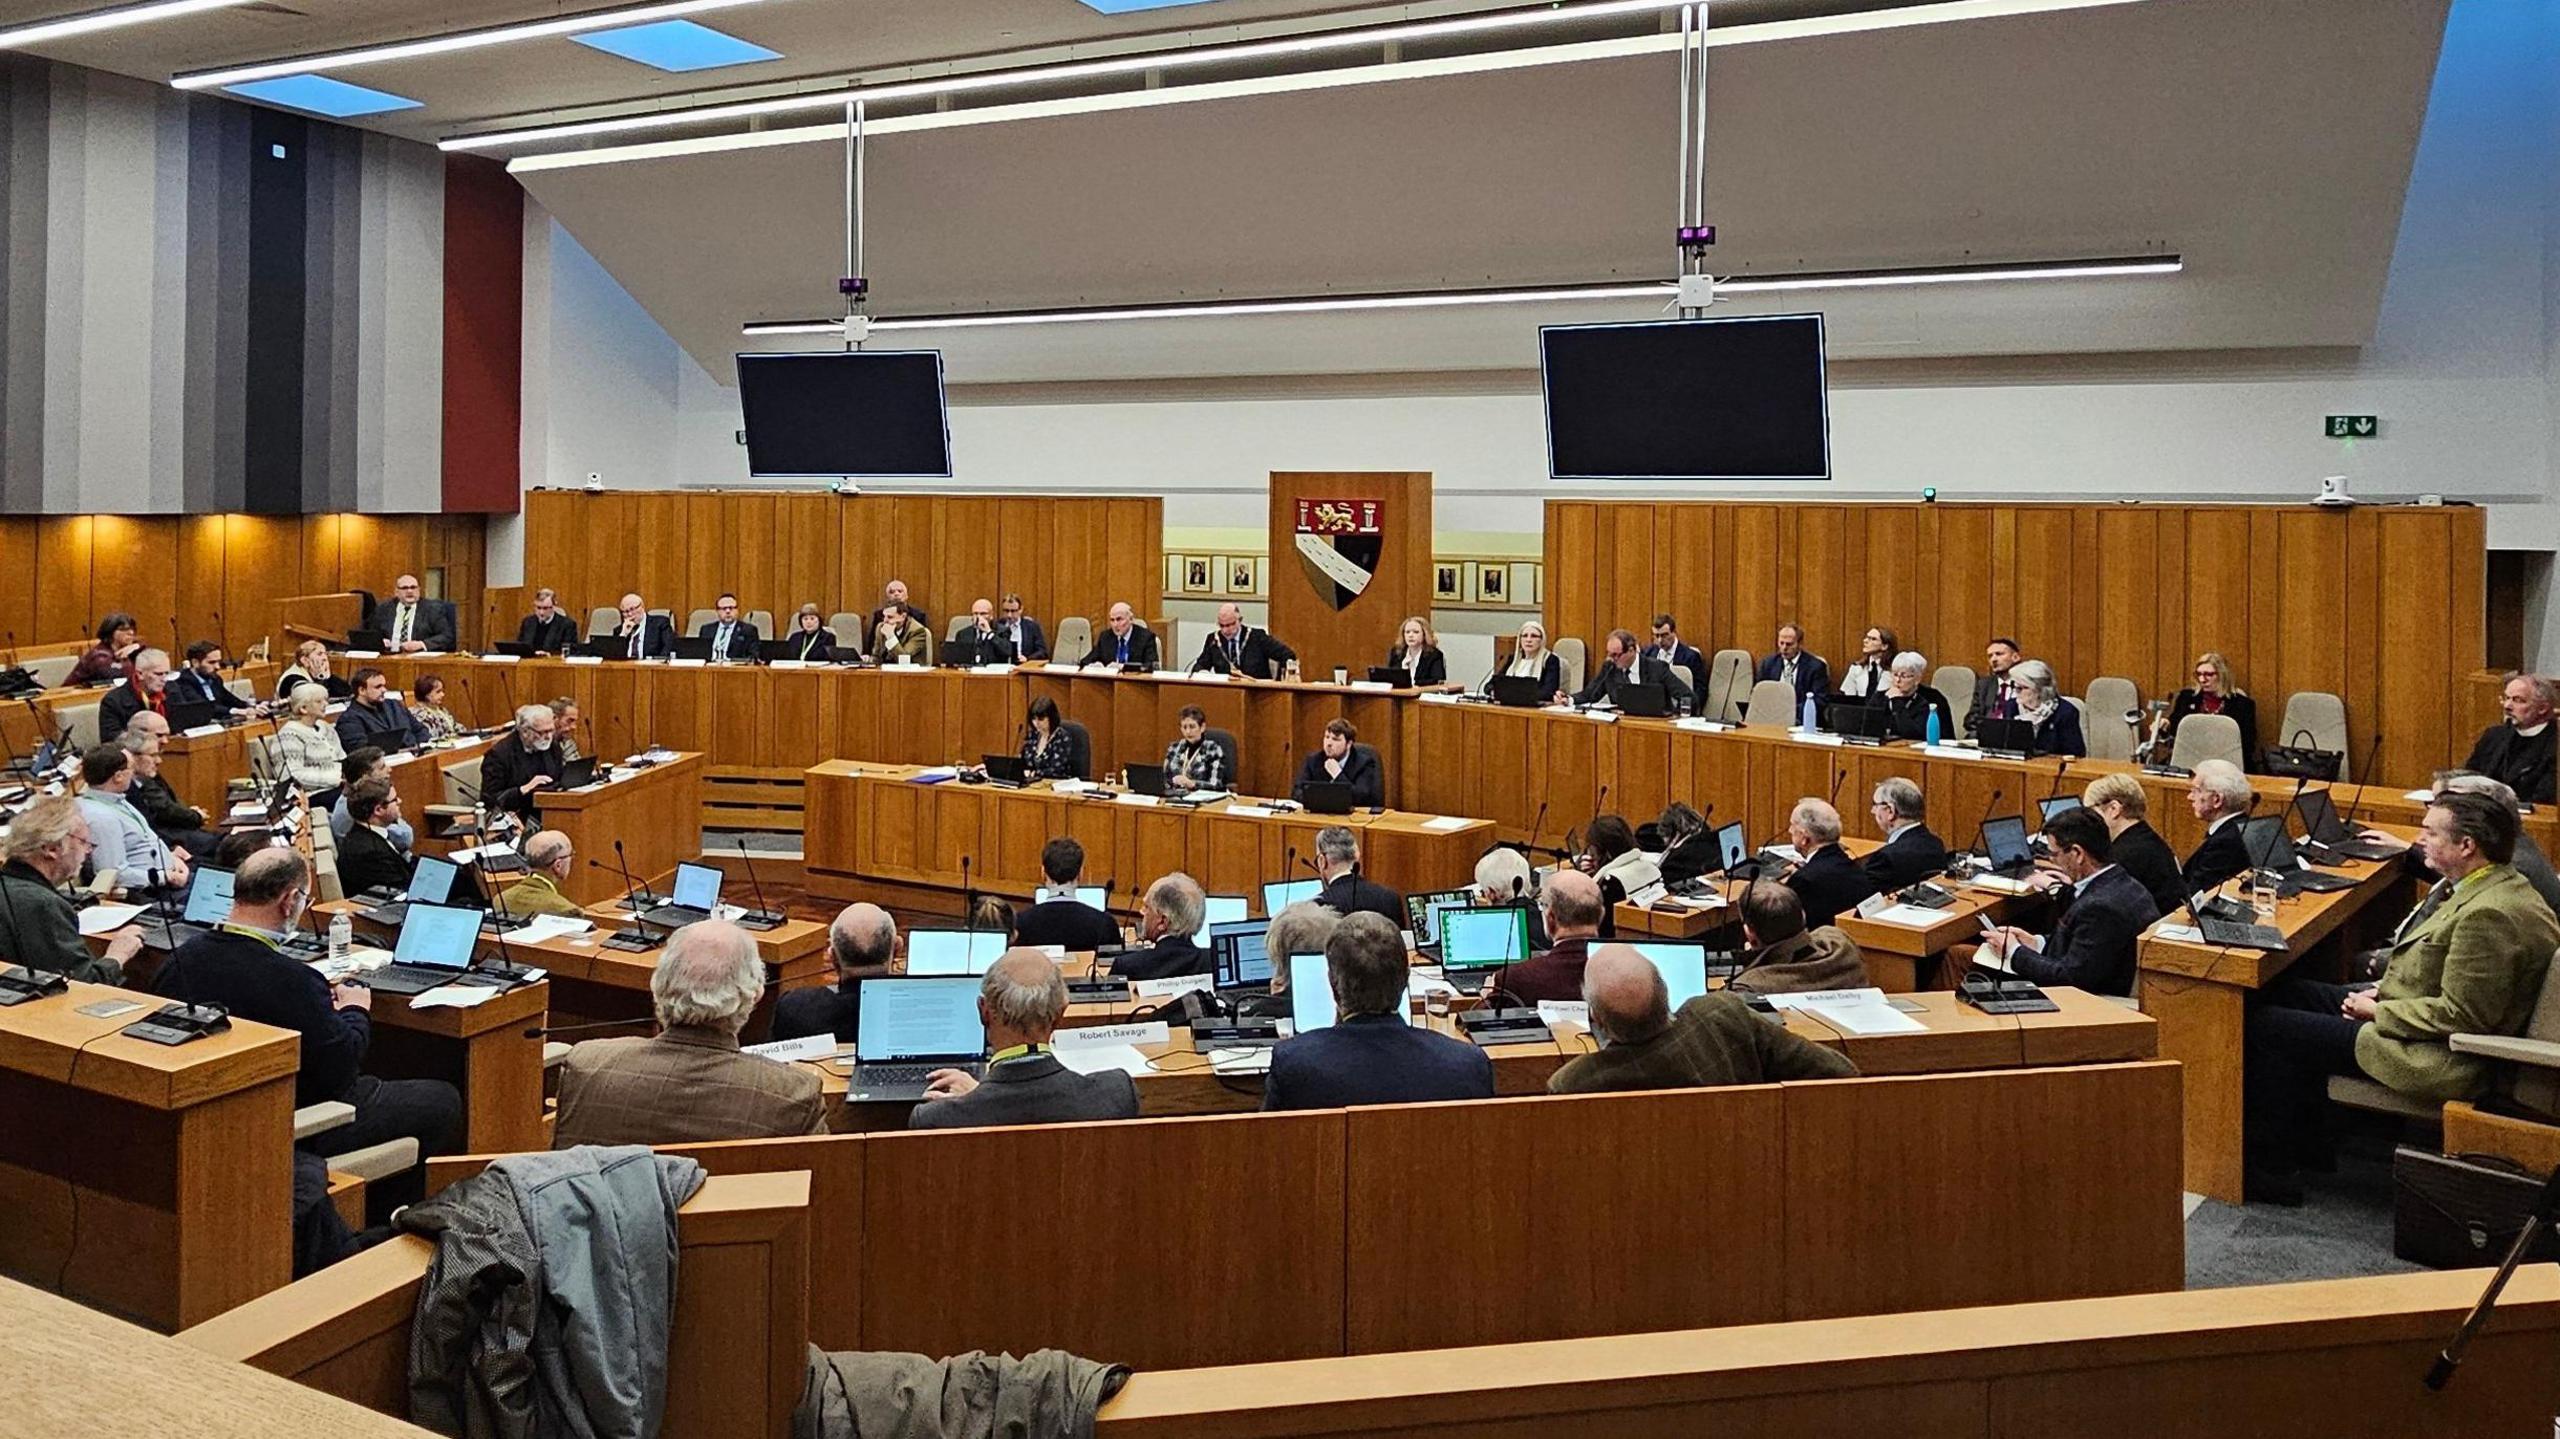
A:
1867 651 1957 742
276 681 348 793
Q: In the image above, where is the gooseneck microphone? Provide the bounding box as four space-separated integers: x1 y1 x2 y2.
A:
734 837 784 928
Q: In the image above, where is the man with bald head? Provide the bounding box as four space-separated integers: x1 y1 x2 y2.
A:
499 830 585 918
1549 945 1855 1094
1079 602 1161 669
1781 796 1875 928
867 579 929 640
371 573 456 654
604 592 676 660
1191 601 1297 680
910 949 1139 1130
772 903 898 1043
1492 868 1605 1003
553 919 828 1147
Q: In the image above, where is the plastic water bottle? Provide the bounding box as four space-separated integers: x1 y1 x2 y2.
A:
1925 706 1942 745
1800 695 1818 731
327 911 352 962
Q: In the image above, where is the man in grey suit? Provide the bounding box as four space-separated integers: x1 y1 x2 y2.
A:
372 573 457 654
911 949 1139 1131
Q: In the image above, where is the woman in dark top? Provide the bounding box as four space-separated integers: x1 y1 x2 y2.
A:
2081 773 2189 916
1485 619 1564 697
65 612 140 687
1866 651 1957 742
784 604 836 662
1385 616 1448 687
2009 660 2086 757
2166 650 2259 770
1020 695 1078 780
1656 802 1718 884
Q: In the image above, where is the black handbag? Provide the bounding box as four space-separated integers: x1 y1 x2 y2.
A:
2262 727 2343 782
2392 1144 2560 1270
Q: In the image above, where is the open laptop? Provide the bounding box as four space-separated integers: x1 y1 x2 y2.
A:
164 699 219 733
1403 887 1476 950
1976 717 2037 759
1262 878 1322 915
364 853 461 928
366 902 484 995
980 753 1029 787
345 629 386 652
671 636 715 662
2037 795 2079 827
1212 926 1275 994
1978 815 2035 878
1123 762 1171 797
1488 675 1547 709
1288 952 1410 1032
905 928 1009 977
1367 666 1411 686
1439 905 1534 989
1613 682 1673 719
849 977 987 1100
138 866 235 952
554 756 601 791
636 861 724 930
1300 781 1358 815
2294 787 2403 863
1706 821 1758 880
1828 704 1890 744
2243 815 2356 894
1190 895 1250 946
1625 941 1709 1009
491 641 541 658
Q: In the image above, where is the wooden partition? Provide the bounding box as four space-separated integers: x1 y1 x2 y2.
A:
179 1170 811 1439
1545 500 2487 789
0 512 487 662
517 489 1161 644
425 1062 2180 1370
1267 472 1435 679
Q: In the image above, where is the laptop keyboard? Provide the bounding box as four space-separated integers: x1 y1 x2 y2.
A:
858 1063 945 1086
374 963 469 990
2199 917 2287 950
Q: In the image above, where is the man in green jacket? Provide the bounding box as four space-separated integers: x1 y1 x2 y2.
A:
1548 944 1855 1094
2243 790 2560 1205
0 794 136 984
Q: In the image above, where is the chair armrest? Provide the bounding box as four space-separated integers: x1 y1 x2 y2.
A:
293 1100 356 1140
2450 1033 2560 1067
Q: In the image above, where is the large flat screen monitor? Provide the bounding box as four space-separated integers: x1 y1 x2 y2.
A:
735 350 953 479
1540 314 1830 481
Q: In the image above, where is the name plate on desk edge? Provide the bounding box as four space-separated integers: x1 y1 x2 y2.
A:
1055 1021 1171 1049
1789 730 1844 747
1113 791 1162 806
565 655 605 665
1537 1000 1590 1028
1130 974 1213 1000
1227 803 1276 818
181 723 225 739
1919 744 1978 760
745 1033 837 1063
476 653 522 663
1675 717 1734 732
1584 709 1619 724
1350 680 1395 691
668 658 708 668
1418 691 1463 705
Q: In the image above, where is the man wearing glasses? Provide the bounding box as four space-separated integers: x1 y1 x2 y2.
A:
0 795 138 982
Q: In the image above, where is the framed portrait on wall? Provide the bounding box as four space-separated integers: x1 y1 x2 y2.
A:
1475 563 1508 604
1433 563 1463 602
1230 556 1260 596
1183 557 1213 594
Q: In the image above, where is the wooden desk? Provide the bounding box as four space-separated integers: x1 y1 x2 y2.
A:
535 751 704 904
0 979 300 1330
1020 666 1455 799
2138 827 2417 1202
804 762 1493 917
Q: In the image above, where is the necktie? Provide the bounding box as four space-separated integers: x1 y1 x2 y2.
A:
1117 635 1129 663
628 625 642 659
2394 880 2453 946
715 624 730 660
395 605 411 645
1227 634 1241 668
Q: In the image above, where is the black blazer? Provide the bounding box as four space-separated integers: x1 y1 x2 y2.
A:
171 667 249 714
1192 627 1296 679
908 1054 1139 1131
1079 625 1161 668
1294 745 1385 808
2109 820 2189 918
1786 842 1877 929
2009 865 2160 996
1861 825 1951 892
770 982 859 1044
2032 703 2088 757
1970 671 2013 736
2181 818 2254 900
1263 1014 1494 1111
695 618 762 660
336 822 413 898
1575 655 1693 711
1659 833 1719 885
1318 872 1404 925
1384 646 1447 687
1868 685 1958 742
2168 689 2260 769
1110 933 1211 981
2466 722 2558 806
479 732 564 818
515 612 581 653
98 681 156 742
1016 897 1122 952
599 613 677 660
370 597 457 652
1756 652 1832 707
780 627 837 662
1483 652 1563 696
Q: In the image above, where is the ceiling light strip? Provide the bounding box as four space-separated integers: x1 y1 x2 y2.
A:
736 257 2181 335
449 0 2154 155
173 0 771 89
1 0 250 50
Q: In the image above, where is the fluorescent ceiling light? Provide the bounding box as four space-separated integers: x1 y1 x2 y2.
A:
225 74 424 118
451 0 2155 155
573 19 780 72
0 0 250 49
1080 0 1226 11
174 0 773 90
738 257 2181 335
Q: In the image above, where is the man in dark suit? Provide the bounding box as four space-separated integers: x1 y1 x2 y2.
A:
1782 797 1876 928
998 593 1048 662
947 599 1009 667
1968 637 2023 737
602 593 676 660
772 903 897 1043
480 702 567 819
912 950 1140 1130
1192 603 1297 679
98 647 171 743
2081 773 2188 917
695 592 761 663
335 667 429 752
1264 913 1493 1110
1493 869 1603 1003
1292 718 1385 807
2181 759 2257 898
1311 825 1402 923
1110 873 1212 981
172 641 258 717
1016 838 1124 952
515 588 581 653
1549 946 1855 1093
866 579 930 639
1572 628 1693 712
336 778 414 898
1079 603 1161 668
1644 614 1707 688
2463 671 2558 806
372 574 457 654
1754 622 1830 711
1980 806 2161 997
1860 777 1951 891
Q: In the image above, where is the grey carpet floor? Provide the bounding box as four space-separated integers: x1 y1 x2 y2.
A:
2185 1123 2427 1288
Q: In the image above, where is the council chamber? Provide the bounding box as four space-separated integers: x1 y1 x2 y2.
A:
4 1 2559 1436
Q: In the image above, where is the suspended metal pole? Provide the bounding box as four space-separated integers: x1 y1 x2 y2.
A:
1674 3 1714 314
841 98 869 350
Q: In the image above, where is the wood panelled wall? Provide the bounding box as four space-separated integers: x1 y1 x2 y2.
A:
517 490 1162 639
0 513 488 657
1544 501 2488 791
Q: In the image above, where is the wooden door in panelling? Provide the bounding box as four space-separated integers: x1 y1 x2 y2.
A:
679 495 733 618
1107 498 1163 624
171 517 227 658
1666 504 1718 657
2088 508 2165 705
631 494 686 614
1041 502 1105 638
2374 510 2459 780
2270 510 2352 752
2006 508 2080 684
773 493 841 618
987 502 1046 631
1919 507 1993 676
37 516 95 644
1858 508 1922 663
0 520 37 638
934 498 1003 625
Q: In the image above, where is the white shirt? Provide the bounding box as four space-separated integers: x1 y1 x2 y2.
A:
393 602 417 644
2519 721 2550 739
2072 863 2119 898
1840 658 1887 698
2206 812 2242 836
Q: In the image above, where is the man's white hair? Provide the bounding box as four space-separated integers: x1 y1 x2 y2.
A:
651 920 765 1032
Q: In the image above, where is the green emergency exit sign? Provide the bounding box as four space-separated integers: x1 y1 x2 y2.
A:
2326 415 2379 440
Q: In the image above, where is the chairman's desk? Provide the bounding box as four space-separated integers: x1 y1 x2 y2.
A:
0 977 299 1331
804 761 1496 916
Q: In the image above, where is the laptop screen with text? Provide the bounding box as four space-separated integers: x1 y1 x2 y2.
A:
671 862 723 912
182 868 236 926
393 903 479 972
1192 894 1249 946
407 855 458 905
1262 878 1322 915
1440 907 1533 973
855 977 986 1061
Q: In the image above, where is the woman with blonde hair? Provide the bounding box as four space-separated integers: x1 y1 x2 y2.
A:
2167 650 2260 769
1384 615 1446 687
1486 619 1562 696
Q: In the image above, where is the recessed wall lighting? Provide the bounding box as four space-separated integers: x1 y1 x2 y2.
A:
225 74 424 118
572 18 780 72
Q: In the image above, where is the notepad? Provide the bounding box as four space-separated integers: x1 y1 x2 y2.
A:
1864 903 1955 928
1789 731 1844 747
516 914 594 942
79 903 145 937
1055 1043 1152 1077
1422 816 1473 832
